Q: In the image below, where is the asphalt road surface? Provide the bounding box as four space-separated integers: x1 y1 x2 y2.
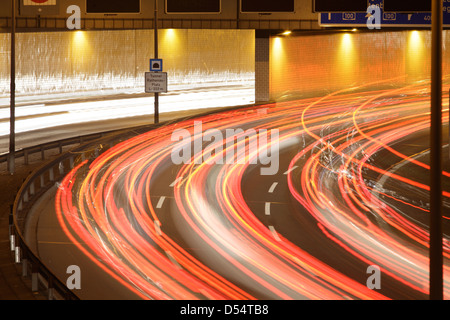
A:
25 80 450 300
0 84 254 154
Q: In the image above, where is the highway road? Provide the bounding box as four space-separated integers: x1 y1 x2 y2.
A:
25 79 450 299
0 83 254 154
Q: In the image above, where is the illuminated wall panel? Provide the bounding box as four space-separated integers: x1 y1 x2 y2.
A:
270 30 439 101
0 34 10 93
0 29 254 96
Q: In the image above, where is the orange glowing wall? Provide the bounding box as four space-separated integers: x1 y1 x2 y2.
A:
270 30 438 101
0 29 254 95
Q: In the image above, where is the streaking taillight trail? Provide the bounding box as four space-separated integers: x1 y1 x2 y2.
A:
56 79 449 299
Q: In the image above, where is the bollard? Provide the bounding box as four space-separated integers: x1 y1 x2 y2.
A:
10 234 15 251
14 246 20 263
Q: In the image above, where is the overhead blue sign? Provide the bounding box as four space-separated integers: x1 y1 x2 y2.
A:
319 0 450 28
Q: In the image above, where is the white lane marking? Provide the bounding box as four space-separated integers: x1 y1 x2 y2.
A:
265 202 271 216
169 177 183 187
154 220 162 236
268 226 281 241
284 166 298 175
268 182 278 193
165 250 183 269
156 196 166 209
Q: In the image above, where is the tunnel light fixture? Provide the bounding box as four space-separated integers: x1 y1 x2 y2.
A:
281 30 292 36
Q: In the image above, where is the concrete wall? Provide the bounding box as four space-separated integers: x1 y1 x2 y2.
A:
0 28 254 96
269 30 443 101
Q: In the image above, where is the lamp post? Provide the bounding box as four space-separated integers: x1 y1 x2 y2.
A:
8 0 16 175
154 0 159 124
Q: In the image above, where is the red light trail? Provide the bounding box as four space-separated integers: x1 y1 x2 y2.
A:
55 79 450 299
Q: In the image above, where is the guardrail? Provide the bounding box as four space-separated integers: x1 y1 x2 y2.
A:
0 130 117 167
8 125 157 300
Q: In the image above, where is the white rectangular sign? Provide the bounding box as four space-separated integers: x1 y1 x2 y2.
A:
145 72 168 93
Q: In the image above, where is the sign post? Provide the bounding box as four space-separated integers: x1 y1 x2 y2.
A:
146 2 167 123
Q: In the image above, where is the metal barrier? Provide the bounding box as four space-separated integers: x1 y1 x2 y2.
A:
8 126 153 300
0 130 116 167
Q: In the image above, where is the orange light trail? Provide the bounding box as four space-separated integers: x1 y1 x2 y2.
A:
56 79 450 299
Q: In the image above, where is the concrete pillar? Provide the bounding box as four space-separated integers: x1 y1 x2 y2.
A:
255 30 270 103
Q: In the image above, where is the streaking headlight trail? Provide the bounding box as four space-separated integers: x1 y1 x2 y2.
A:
55 79 450 300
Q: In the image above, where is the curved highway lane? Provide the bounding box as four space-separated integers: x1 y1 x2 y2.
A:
53 79 450 300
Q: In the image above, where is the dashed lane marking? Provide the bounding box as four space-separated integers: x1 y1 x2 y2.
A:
268 226 281 241
169 177 183 187
268 182 278 193
284 166 298 175
156 196 166 209
265 202 271 216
